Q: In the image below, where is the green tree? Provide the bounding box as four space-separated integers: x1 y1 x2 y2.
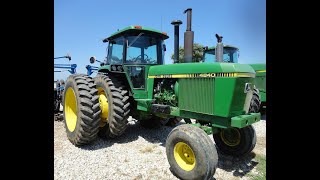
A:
170 43 204 63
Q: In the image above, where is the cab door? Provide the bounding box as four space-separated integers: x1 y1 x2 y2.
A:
124 34 161 99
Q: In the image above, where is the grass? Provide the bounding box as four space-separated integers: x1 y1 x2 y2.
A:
247 154 266 180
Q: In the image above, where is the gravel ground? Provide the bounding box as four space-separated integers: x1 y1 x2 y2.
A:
54 115 266 180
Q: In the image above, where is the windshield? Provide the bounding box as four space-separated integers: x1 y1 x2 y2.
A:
126 34 163 64
203 47 239 63
107 37 124 64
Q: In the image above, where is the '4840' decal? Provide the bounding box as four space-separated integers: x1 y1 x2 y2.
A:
148 72 255 78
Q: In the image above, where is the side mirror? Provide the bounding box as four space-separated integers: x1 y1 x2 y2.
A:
102 38 108 43
163 44 166 51
90 56 96 64
66 53 71 61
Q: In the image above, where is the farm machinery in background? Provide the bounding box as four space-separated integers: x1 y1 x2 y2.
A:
54 54 77 120
61 8 261 179
54 64 77 74
202 40 266 112
86 65 99 76
86 57 108 76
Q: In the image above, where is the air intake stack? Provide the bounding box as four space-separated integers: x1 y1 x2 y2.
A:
215 34 224 62
183 8 194 63
171 20 182 63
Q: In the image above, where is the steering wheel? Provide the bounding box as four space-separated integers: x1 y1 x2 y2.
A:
111 56 120 61
109 56 121 64
134 54 149 62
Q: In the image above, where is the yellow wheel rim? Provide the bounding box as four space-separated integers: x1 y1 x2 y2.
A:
65 87 77 132
173 142 196 171
98 87 109 126
220 128 241 147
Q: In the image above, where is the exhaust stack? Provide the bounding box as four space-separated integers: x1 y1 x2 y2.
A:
215 34 224 62
171 20 182 63
183 8 194 63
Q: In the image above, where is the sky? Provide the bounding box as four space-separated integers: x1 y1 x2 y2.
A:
54 0 266 80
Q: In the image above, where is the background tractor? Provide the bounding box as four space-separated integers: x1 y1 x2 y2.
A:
202 42 266 112
62 8 261 179
247 63 266 111
54 54 76 120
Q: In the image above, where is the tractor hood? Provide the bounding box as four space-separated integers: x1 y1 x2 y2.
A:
148 63 255 77
249 63 266 77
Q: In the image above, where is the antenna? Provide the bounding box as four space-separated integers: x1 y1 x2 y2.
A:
161 15 163 31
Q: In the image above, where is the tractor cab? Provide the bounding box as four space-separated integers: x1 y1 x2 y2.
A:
203 45 239 63
102 25 168 66
91 25 168 94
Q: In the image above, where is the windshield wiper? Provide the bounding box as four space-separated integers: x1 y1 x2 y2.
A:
128 33 144 48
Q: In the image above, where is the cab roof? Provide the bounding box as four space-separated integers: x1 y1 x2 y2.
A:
206 45 239 51
103 25 169 42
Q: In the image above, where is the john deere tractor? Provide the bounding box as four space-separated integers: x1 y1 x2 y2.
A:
62 8 261 179
202 40 266 112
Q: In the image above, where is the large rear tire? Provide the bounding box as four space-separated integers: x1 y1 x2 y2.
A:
166 124 218 180
63 74 101 146
213 125 256 157
249 88 261 113
94 74 131 139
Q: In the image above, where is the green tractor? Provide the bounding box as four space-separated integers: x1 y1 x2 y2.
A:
62 8 261 179
202 40 266 112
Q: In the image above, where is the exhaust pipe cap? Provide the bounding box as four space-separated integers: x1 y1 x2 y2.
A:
171 20 183 25
184 8 192 13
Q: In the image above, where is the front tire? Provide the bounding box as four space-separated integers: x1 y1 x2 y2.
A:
213 125 256 156
166 124 218 180
63 74 101 146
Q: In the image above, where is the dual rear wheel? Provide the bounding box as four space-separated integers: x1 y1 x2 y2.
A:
63 74 130 145
63 74 100 146
94 74 131 139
